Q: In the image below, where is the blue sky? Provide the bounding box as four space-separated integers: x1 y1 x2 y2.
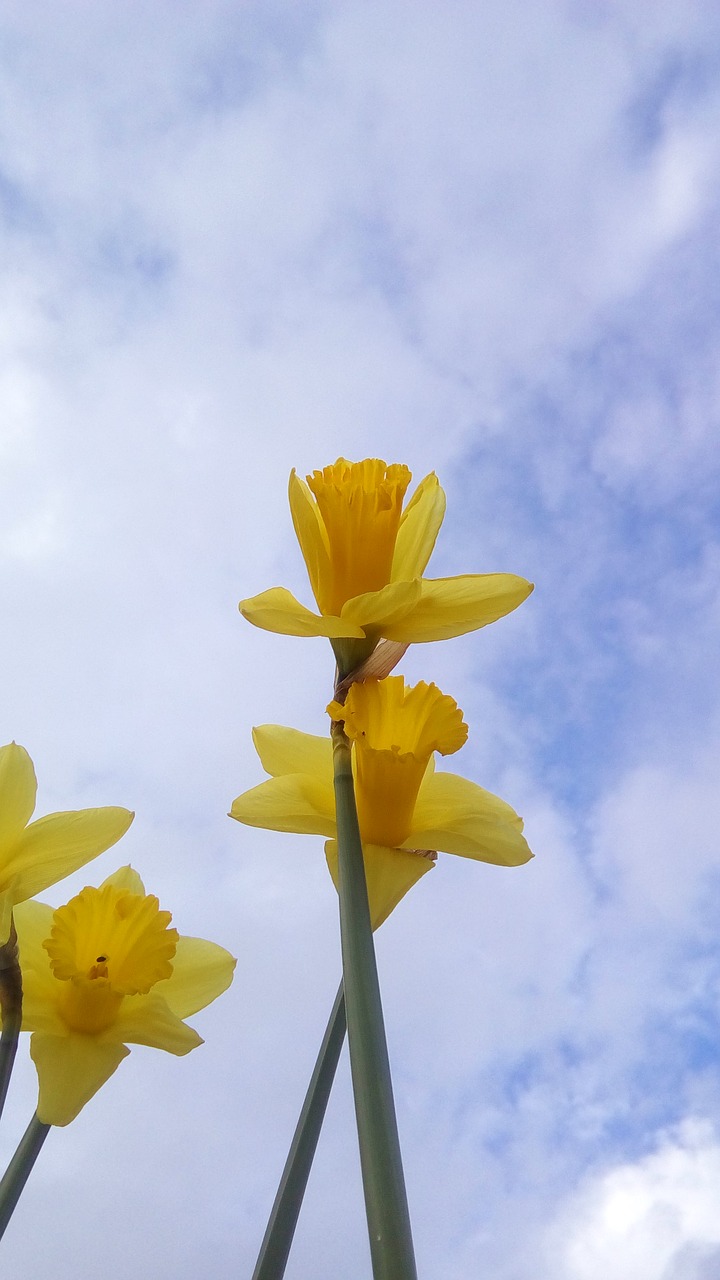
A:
1 2 720 1277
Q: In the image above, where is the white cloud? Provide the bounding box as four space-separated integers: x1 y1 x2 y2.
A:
549 1120 720 1280
600 773 718 920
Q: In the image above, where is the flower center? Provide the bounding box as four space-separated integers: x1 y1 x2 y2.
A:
44 884 179 1035
306 459 412 614
329 677 467 847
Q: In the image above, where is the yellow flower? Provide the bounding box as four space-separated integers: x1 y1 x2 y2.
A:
239 459 533 673
14 867 236 1125
0 742 134 946
230 676 532 928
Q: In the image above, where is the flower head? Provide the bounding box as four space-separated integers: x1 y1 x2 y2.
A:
0 742 134 946
231 676 532 928
15 867 236 1125
239 459 533 676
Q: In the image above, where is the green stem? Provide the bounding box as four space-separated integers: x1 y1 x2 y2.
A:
331 637 377 684
0 1011 20 1126
252 981 347 1280
331 722 417 1280
0 1114 50 1240
0 921 23 1124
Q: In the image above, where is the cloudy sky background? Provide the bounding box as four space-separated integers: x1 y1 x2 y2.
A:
1 1 720 1276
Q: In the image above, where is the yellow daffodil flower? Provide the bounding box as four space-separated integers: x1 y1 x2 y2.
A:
230 676 532 928
0 742 134 946
239 459 533 674
14 866 236 1126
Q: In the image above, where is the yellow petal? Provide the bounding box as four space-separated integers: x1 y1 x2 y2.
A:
0 891 14 947
109 991 203 1055
239 587 365 638
412 770 524 830
252 725 332 780
324 839 434 930
230 775 337 837
20 982 67 1036
392 472 446 580
341 578 422 630
413 815 532 864
31 1032 129 1126
3 806 134 904
152 936 236 1018
408 772 532 865
101 865 146 896
14 898 55 963
288 470 331 611
381 574 534 642
14 900 65 1034
0 742 37 850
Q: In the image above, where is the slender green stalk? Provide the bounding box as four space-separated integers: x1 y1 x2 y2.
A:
0 1114 50 1240
252 982 347 1280
331 637 377 684
0 921 23 1124
331 721 417 1280
0 1011 20 1126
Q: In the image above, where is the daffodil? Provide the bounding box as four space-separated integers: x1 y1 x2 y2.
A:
13 867 236 1125
0 743 134 946
239 459 533 675
230 676 532 928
